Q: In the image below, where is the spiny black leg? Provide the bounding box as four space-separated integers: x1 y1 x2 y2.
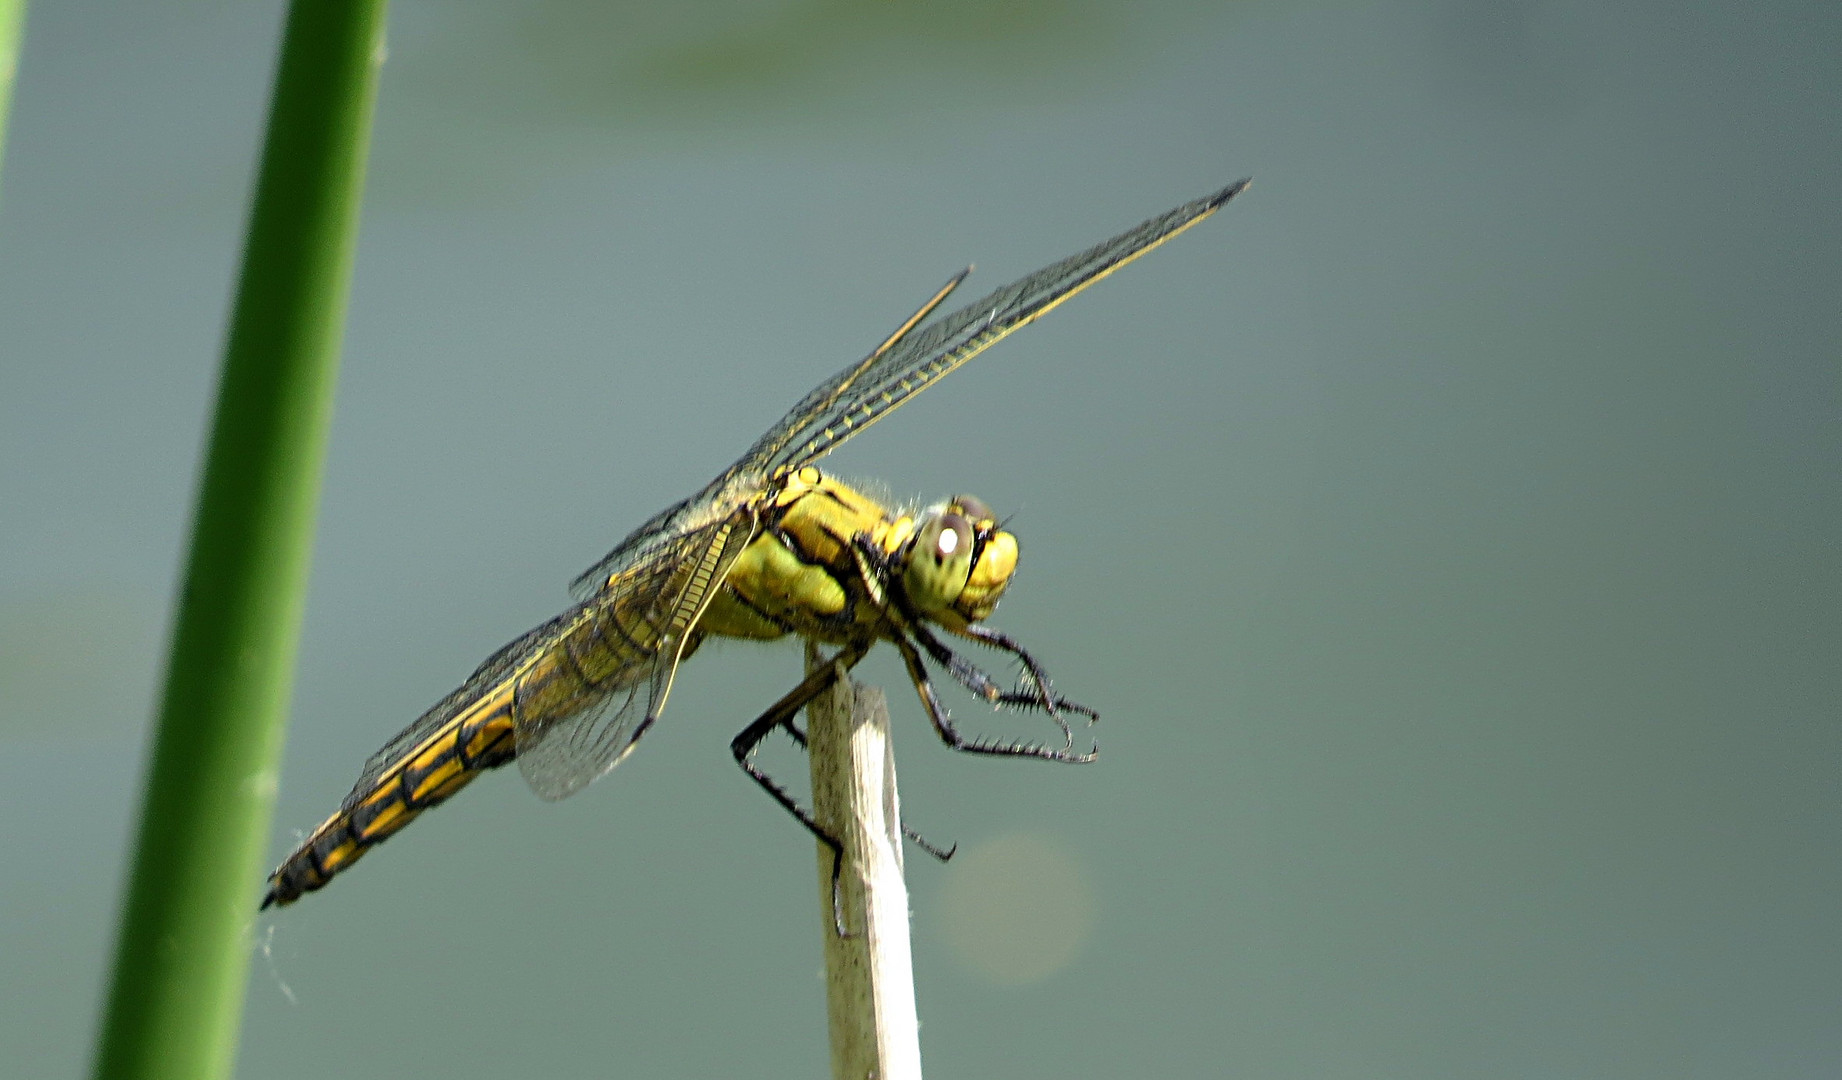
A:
822 837 848 938
910 622 1100 731
945 623 1094 731
904 828 957 862
938 624 1076 747
892 635 1097 764
845 531 1094 744
730 649 854 842
778 706 956 863
730 644 868 935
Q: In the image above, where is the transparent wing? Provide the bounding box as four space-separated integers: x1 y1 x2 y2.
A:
518 513 756 799
564 273 965 602
739 179 1250 476
342 608 586 809
569 481 746 602
514 677 648 802
566 181 1246 602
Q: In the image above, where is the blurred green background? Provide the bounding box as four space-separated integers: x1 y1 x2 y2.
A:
1 0 1836 1076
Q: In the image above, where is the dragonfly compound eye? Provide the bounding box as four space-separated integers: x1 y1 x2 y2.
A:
904 509 975 616
948 494 995 527
933 513 971 561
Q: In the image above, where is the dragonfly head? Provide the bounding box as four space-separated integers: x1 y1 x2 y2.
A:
903 494 1018 628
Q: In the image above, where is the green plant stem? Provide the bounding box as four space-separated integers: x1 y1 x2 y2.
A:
90 4 386 1079
0 0 25 197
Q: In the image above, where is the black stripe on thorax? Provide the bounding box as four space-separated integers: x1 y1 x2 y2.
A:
815 485 860 513
751 524 873 629
721 580 797 633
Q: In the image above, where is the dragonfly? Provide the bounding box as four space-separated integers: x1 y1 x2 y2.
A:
263 179 1250 908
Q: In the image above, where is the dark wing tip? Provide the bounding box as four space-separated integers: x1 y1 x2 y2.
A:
1212 178 1253 207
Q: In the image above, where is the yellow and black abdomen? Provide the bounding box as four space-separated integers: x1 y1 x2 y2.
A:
265 474 904 906
262 681 518 907
263 598 662 906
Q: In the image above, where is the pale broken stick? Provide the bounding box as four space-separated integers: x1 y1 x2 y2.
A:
805 643 923 1080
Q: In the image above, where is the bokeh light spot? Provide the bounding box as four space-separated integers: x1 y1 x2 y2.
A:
934 829 1096 985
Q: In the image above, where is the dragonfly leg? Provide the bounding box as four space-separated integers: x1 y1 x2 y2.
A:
891 634 1098 765
944 623 1096 749
902 824 957 862
845 532 1095 745
730 649 855 839
771 718 955 863
730 643 870 935
909 622 1099 736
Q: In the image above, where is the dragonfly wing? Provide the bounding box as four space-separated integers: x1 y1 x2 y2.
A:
565 273 965 604
567 181 1246 604
515 679 649 802
566 461 773 602
740 180 1250 476
644 505 757 716
344 608 584 806
517 513 757 800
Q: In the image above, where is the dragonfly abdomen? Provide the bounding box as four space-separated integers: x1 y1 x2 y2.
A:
263 683 517 907
560 605 653 687
512 607 656 725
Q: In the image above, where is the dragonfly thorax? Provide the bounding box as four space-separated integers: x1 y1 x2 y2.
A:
695 470 1019 645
